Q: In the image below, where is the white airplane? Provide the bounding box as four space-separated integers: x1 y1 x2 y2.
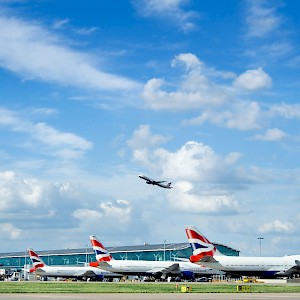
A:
139 174 172 189
27 248 122 281
88 235 224 280
185 225 300 278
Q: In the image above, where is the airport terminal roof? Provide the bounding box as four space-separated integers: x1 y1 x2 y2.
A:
0 242 239 258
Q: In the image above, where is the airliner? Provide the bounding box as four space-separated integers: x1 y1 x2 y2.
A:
139 174 172 189
89 235 224 279
28 248 122 281
185 225 300 278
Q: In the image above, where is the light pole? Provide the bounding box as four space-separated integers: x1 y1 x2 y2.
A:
163 240 167 261
257 237 264 256
85 245 88 265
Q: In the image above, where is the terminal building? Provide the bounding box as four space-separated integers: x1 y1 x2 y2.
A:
0 242 239 271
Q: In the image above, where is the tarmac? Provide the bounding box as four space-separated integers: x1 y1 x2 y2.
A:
0 294 299 300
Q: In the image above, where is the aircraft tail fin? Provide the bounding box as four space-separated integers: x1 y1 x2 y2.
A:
27 248 46 273
185 225 222 263
89 235 112 262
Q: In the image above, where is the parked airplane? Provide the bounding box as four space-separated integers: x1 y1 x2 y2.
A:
139 174 172 189
185 225 300 278
27 248 122 281
89 235 223 280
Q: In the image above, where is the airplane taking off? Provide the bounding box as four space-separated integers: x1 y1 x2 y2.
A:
185 225 300 278
89 235 224 280
27 248 121 281
139 174 172 189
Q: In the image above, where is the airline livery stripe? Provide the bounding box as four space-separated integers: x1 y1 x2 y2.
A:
186 229 212 244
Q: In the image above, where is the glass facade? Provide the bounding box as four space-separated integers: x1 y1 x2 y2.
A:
0 242 239 270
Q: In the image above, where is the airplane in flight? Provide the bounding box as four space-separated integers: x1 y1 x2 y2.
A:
185 225 300 278
88 235 224 280
139 174 172 189
27 248 122 281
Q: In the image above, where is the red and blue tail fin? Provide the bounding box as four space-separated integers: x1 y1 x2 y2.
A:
185 225 220 263
27 248 45 273
89 235 112 262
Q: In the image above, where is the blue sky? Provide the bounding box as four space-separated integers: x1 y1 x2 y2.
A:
0 0 300 257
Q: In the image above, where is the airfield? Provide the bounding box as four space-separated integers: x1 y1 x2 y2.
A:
0 281 300 300
1 293 300 300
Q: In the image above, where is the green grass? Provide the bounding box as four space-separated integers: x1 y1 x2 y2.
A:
0 282 300 294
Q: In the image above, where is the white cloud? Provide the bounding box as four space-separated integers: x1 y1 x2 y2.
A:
0 171 82 212
73 200 132 230
0 223 22 239
171 53 202 71
259 220 294 233
0 171 45 210
0 107 92 159
270 103 300 119
0 16 139 91
169 181 245 214
133 0 198 32
142 53 228 111
127 138 267 216
254 128 287 141
34 122 92 152
100 200 131 224
127 124 169 149
142 54 270 133
245 0 281 38
130 140 254 187
233 68 272 90
73 209 102 222
132 141 218 180
52 18 70 29
184 101 262 131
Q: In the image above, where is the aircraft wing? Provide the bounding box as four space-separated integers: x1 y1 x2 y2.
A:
92 261 114 271
139 175 152 181
147 263 180 275
198 256 219 263
195 256 228 273
276 260 300 276
77 270 96 277
32 268 46 275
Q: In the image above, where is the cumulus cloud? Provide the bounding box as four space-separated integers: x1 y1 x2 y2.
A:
184 101 262 131
142 53 270 133
127 137 265 215
0 16 139 91
127 124 169 149
0 222 22 239
73 200 132 229
0 107 92 159
142 53 229 111
169 181 246 214
133 0 198 32
131 140 249 183
100 200 131 224
0 171 82 213
171 53 202 71
73 209 102 222
233 68 272 90
0 171 46 210
259 220 295 233
254 128 287 141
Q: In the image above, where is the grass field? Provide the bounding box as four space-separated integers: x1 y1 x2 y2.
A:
0 282 300 293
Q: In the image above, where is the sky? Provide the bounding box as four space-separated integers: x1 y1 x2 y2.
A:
0 0 300 257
